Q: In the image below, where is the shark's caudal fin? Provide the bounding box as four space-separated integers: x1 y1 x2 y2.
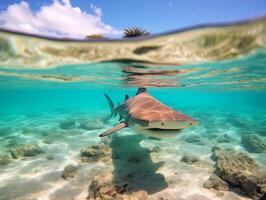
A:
104 93 116 119
99 122 127 137
136 88 147 95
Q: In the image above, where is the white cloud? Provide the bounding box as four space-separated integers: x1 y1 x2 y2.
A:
0 0 121 38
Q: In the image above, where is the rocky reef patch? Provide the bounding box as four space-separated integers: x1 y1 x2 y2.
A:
78 118 104 131
206 147 266 200
0 154 12 166
183 134 205 145
9 144 43 159
83 134 168 199
217 134 231 143
87 171 149 200
180 155 199 164
80 144 112 163
59 118 105 131
241 133 266 153
203 174 229 191
62 164 79 180
59 119 77 130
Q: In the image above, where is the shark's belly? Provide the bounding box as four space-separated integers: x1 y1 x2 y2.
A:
131 126 182 138
127 116 184 138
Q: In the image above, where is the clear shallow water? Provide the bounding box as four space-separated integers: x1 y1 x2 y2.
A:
0 89 265 200
0 18 266 200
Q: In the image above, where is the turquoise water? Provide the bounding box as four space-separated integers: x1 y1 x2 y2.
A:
0 87 265 199
0 18 266 200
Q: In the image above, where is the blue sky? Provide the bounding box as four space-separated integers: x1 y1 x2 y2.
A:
73 0 266 32
0 0 266 37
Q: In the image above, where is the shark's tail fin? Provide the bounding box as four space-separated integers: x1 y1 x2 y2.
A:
104 93 116 119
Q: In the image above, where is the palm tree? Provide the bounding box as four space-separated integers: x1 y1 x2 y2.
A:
123 27 150 38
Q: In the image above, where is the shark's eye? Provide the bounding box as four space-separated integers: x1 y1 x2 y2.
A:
161 122 165 126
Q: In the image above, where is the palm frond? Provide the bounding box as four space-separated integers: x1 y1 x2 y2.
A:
123 27 150 38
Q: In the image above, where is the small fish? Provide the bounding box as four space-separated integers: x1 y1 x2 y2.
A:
99 88 197 138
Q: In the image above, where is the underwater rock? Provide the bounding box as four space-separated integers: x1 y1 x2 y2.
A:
42 133 65 144
0 127 12 136
206 132 219 139
78 119 104 130
241 134 266 153
184 135 205 145
46 154 54 160
180 155 199 164
87 171 149 200
80 144 111 163
148 146 161 153
203 174 229 191
59 120 77 130
5 139 20 148
213 148 266 200
62 165 79 180
60 118 105 131
43 137 56 144
217 134 231 143
10 144 43 159
0 154 12 166
211 146 234 161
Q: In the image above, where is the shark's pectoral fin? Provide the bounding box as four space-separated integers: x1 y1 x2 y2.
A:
99 122 127 137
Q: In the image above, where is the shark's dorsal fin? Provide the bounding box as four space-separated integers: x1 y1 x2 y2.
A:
136 88 147 95
125 94 129 101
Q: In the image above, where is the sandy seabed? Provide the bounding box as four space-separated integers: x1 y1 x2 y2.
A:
0 107 265 200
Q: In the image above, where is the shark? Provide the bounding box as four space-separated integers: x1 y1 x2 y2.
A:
99 88 197 138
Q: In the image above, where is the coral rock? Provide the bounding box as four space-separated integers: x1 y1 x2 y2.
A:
217 134 231 143
180 155 199 164
59 120 77 130
10 144 43 159
87 171 149 200
213 148 266 200
79 119 104 131
62 165 78 180
0 154 12 166
148 146 161 153
241 134 266 153
184 135 205 145
80 144 111 163
203 174 229 191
